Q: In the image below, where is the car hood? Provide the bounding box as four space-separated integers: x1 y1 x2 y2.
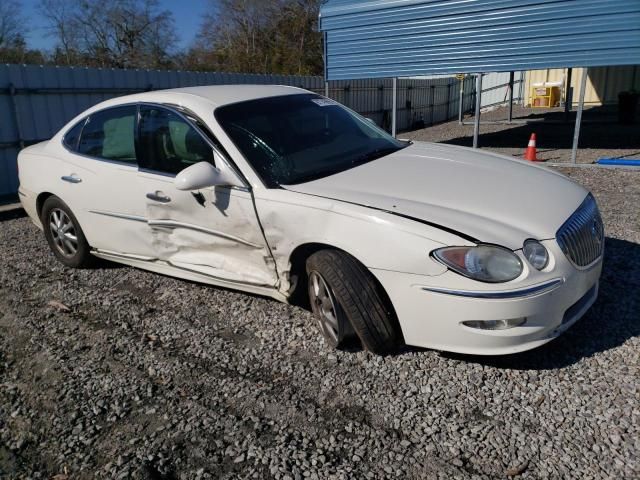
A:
282 142 588 249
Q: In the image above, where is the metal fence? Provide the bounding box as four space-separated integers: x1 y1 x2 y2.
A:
478 71 526 109
0 64 521 199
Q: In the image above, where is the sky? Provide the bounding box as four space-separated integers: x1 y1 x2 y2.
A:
20 0 211 51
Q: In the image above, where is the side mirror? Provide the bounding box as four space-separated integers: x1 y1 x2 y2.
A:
174 161 243 191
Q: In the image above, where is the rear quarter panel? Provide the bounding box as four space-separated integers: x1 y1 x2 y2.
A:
18 141 70 228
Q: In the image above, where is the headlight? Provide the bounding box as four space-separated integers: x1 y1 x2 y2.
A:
432 245 523 283
523 239 549 270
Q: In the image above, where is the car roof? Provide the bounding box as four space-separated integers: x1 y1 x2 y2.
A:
130 84 310 108
53 84 313 145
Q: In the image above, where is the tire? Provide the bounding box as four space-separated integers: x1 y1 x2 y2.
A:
306 249 402 354
41 196 93 268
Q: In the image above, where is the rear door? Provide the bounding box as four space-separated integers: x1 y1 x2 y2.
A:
135 104 278 287
60 105 156 259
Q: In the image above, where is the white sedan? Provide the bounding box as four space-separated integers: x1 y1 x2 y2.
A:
17 85 604 355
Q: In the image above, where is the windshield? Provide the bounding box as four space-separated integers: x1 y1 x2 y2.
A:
214 93 407 187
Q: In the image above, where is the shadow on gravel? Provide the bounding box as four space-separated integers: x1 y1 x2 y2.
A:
429 106 640 154
441 237 640 370
0 208 26 222
441 122 640 154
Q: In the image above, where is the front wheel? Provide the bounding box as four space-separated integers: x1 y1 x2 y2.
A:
41 196 93 268
306 250 402 354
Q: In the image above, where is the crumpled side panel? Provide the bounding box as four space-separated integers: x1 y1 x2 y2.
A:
254 189 453 295
143 183 278 288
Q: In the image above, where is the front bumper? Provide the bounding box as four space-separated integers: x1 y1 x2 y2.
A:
372 246 603 355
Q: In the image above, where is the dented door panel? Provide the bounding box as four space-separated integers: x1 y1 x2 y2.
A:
139 171 278 287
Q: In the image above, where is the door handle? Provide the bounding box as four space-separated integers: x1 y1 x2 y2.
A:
61 175 82 183
146 192 171 203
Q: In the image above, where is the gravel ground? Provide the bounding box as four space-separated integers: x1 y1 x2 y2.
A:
1 168 639 479
403 105 640 164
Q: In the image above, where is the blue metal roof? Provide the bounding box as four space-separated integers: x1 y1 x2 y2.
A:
320 0 640 80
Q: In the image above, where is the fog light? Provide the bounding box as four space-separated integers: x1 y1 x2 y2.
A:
462 318 527 330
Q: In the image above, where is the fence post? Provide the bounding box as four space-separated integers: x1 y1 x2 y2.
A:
392 77 397 137
473 74 482 148
429 85 435 125
378 84 384 127
571 68 588 164
8 83 25 150
458 78 464 124
406 84 413 130
508 71 514 124
564 68 573 123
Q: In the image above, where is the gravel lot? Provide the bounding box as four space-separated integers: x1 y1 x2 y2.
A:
1 167 639 479
403 105 640 164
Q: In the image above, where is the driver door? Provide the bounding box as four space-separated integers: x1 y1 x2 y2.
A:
135 104 278 287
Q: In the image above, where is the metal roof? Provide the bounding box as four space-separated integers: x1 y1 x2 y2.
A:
320 0 640 80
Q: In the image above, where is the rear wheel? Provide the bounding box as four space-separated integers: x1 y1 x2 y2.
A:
41 196 93 268
306 249 402 354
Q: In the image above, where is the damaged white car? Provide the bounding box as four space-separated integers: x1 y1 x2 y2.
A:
18 85 604 355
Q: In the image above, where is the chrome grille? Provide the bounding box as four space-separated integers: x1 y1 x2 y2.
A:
556 194 604 268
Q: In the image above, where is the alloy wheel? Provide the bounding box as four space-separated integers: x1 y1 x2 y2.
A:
308 270 340 345
49 208 78 257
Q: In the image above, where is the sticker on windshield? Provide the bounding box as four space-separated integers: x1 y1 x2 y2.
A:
311 98 338 107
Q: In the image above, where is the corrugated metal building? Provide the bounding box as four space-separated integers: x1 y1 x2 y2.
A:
320 0 640 80
320 0 640 158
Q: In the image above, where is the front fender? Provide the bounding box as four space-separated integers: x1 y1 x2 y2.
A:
254 189 474 293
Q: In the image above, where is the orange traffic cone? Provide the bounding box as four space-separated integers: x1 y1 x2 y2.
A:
524 133 538 161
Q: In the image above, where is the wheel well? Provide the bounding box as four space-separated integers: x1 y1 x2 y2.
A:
36 192 55 219
288 243 334 299
287 242 402 343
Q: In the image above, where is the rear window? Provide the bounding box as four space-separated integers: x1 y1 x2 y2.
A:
63 119 85 151
78 106 137 163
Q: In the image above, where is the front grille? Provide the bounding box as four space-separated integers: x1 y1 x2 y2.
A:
556 194 604 268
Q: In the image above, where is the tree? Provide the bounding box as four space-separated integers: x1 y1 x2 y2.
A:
0 0 45 64
185 0 323 75
0 0 21 49
39 0 82 65
39 0 178 69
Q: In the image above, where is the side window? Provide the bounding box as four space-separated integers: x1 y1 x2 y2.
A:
138 106 214 175
63 119 86 151
78 106 137 163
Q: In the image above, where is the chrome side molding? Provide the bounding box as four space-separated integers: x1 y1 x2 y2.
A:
147 219 263 249
88 210 147 223
421 278 565 299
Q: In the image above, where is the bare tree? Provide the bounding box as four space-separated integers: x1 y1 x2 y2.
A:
39 0 81 65
186 0 323 75
0 0 45 63
39 0 178 68
0 0 23 48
